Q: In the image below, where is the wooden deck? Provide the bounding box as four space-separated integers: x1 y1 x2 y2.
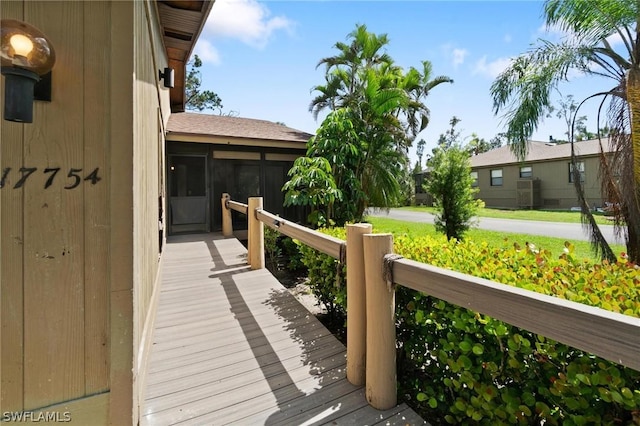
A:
141 233 427 425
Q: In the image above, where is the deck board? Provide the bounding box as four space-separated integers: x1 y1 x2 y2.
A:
142 233 427 425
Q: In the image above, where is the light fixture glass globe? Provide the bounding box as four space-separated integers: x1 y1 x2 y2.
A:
10 34 33 57
1 19 55 75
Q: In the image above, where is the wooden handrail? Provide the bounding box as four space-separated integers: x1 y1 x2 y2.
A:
256 209 344 260
227 200 248 215
223 194 640 411
390 257 640 372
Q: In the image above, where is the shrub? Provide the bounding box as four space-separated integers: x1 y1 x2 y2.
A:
283 156 341 227
302 227 640 424
425 146 482 240
281 236 306 273
296 228 347 325
264 227 282 271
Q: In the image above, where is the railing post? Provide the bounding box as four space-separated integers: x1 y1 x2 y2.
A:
346 223 372 386
222 193 233 237
363 233 396 410
248 197 264 270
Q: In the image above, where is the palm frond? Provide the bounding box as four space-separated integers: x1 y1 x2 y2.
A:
491 40 597 159
544 0 638 45
423 75 454 93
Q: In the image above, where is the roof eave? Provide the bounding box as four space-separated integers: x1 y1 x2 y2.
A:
166 132 309 149
471 152 610 169
155 0 215 113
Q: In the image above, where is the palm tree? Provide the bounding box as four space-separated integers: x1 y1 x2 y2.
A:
306 71 409 223
300 25 453 223
399 61 454 141
491 0 640 262
354 69 408 217
310 25 452 150
310 24 392 120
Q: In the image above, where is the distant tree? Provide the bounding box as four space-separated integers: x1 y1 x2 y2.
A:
429 116 462 161
546 94 588 143
439 116 461 149
465 133 497 155
425 146 481 240
489 132 507 149
599 125 612 138
416 138 426 168
185 55 224 112
412 160 422 174
398 161 415 206
575 122 597 141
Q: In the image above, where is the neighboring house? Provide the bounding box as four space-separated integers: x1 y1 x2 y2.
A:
470 139 615 209
166 112 311 234
413 139 615 210
0 1 213 423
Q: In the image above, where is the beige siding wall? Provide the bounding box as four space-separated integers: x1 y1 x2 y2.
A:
0 1 168 424
474 156 605 209
109 2 135 424
534 156 603 209
475 166 520 208
131 1 170 423
1 0 111 415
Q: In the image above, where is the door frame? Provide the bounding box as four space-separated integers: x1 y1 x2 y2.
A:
167 153 210 234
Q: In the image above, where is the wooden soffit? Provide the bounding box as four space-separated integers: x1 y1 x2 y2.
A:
156 0 214 112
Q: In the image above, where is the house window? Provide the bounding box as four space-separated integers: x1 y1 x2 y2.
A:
519 166 532 178
490 169 503 186
470 171 478 187
569 161 585 183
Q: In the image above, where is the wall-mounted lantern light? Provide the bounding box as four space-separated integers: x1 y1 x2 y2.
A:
159 67 174 89
1 19 56 123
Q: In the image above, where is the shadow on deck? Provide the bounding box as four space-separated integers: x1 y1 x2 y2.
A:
141 233 426 425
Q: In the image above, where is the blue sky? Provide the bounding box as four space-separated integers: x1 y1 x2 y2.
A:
193 0 615 165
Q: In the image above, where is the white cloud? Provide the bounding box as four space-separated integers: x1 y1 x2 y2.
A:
538 22 557 36
204 0 295 49
441 43 468 68
473 56 512 79
193 39 221 65
452 48 468 68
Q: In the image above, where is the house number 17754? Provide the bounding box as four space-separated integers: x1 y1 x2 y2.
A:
0 167 102 190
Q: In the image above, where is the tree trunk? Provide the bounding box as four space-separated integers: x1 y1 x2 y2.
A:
627 220 640 261
625 68 640 263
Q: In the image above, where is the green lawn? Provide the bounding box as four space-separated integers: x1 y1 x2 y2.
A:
365 216 626 262
400 206 614 225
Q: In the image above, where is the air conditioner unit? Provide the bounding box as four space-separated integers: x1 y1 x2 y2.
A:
516 179 541 208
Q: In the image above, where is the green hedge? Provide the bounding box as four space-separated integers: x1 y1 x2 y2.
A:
298 228 347 325
298 229 640 425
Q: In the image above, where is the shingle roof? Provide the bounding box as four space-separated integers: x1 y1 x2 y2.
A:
167 112 313 143
470 138 615 168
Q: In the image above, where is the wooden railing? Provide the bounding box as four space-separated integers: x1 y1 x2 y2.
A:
221 194 640 411
257 209 344 259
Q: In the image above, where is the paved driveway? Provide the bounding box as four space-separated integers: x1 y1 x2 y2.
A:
366 208 624 245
